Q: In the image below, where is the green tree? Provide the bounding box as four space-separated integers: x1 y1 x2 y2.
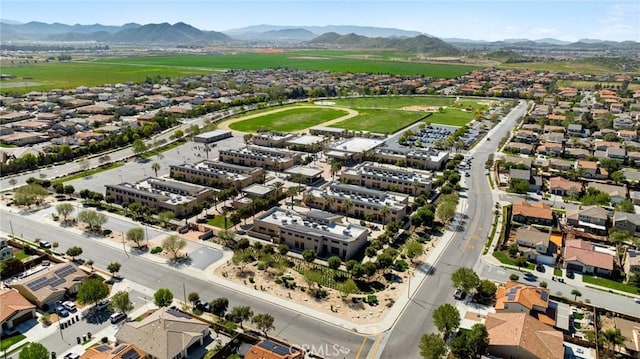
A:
154 288 174 307
615 199 635 214
304 270 323 292
78 210 108 232
277 243 289 255
477 279 497 299
571 289 582 300
158 211 175 228
405 241 424 263
210 297 229 316
515 256 529 270
107 262 121 277
467 324 490 358
611 170 626 184
232 248 253 274
451 267 480 293
162 234 186 260
509 179 530 194
230 305 253 328
127 227 145 248
110 291 134 314
330 160 342 180
132 138 148 156
327 256 342 270
419 333 446 359
251 313 275 337
338 278 358 300
55 203 74 222
77 278 109 306
601 328 626 357
449 332 470 358
151 162 161 177
188 292 200 307
14 184 48 208
380 205 390 228
432 303 460 339
508 243 520 257
302 249 316 263
173 129 184 139
19 342 49 359
66 246 83 260
436 201 456 224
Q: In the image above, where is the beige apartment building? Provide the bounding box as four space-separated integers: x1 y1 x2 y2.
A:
374 148 449 170
340 162 432 195
170 160 263 189
105 177 215 217
304 182 409 222
251 208 368 260
218 145 304 171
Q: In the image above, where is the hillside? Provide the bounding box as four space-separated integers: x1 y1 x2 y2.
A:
224 24 422 38
308 33 461 55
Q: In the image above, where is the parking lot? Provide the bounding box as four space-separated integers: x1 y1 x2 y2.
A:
406 124 456 147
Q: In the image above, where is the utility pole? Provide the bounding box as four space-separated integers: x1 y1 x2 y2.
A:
121 232 129 257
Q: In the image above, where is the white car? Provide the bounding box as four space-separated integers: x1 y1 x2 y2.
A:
635 297 640 304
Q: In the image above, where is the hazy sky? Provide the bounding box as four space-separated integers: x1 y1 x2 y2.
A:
2 0 639 41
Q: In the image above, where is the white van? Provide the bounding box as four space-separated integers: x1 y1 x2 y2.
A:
63 301 77 312
109 312 126 324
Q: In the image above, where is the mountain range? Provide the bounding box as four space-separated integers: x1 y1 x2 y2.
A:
0 20 637 50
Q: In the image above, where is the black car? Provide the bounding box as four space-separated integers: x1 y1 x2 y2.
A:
195 300 211 313
523 272 537 281
536 264 545 272
566 271 575 279
453 289 466 300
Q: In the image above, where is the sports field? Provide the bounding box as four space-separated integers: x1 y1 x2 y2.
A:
228 107 348 132
331 109 424 134
333 96 480 109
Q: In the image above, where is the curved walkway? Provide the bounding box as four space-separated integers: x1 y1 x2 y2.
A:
216 105 359 133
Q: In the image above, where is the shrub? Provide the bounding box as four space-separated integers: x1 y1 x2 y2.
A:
249 276 255 283
509 274 519 281
193 308 203 315
367 294 378 304
274 278 283 285
101 337 109 344
257 263 267 271
151 246 163 254
40 313 51 326
103 229 112 236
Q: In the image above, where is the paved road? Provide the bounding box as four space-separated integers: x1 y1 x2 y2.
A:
378 100 529 359
0 210 374 359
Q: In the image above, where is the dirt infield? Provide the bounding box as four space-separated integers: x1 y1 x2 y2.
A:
401 105 443 112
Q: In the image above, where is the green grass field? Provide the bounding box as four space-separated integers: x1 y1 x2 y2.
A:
95 52 479 78
229 107 347 132
499 61 616 74
428 109 475 126
0 62 212 93
332 109 423 134
333 96 481 109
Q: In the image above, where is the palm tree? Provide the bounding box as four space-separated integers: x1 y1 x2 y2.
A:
330 160 342 180
203 145 211 159
601 328 626 357
343 198 353 221
220 206 230 229
412 179 421 197
287 187 297 209
292 173 305 192
324 196 336 212
151 162 161 177
380 205 390 229
272 181 283 202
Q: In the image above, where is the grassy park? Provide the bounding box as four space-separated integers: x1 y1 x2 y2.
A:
229 107 348 132
332 109 423 134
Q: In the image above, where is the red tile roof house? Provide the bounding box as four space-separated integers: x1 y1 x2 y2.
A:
548 177 583 197
563 239 615 276
511 201 553 226
0 289 36 336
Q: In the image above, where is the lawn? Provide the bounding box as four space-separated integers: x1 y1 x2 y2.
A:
582 275 639 295
229 107 347 132
13 251 29 260
333 96 482 109
331 109 423 134
0 333 25 351
0 61 213 94
95 52 479 78
206 215 234 229
428 108 475 126
492 251 535 270
554 268 563 277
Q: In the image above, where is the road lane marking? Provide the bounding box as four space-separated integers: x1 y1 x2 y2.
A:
368 334 384 359
355 337 368 359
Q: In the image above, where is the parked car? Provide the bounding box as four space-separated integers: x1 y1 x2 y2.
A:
39 240 52 248
109 312 126 324
634 297 640 304
195 300 211 313
96 299 110 311
56 305 69 317
523 272 537 281
535 264 545 272
566 271 575 279
62 301 77 312
64 353 80 359
453 289 466 300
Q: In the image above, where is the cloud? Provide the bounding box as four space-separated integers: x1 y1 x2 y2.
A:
591 2 640 41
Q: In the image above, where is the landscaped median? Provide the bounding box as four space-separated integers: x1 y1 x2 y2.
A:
582 275 639 295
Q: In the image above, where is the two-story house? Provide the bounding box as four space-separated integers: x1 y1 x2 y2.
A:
565 206 609 236
512 201 553 226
